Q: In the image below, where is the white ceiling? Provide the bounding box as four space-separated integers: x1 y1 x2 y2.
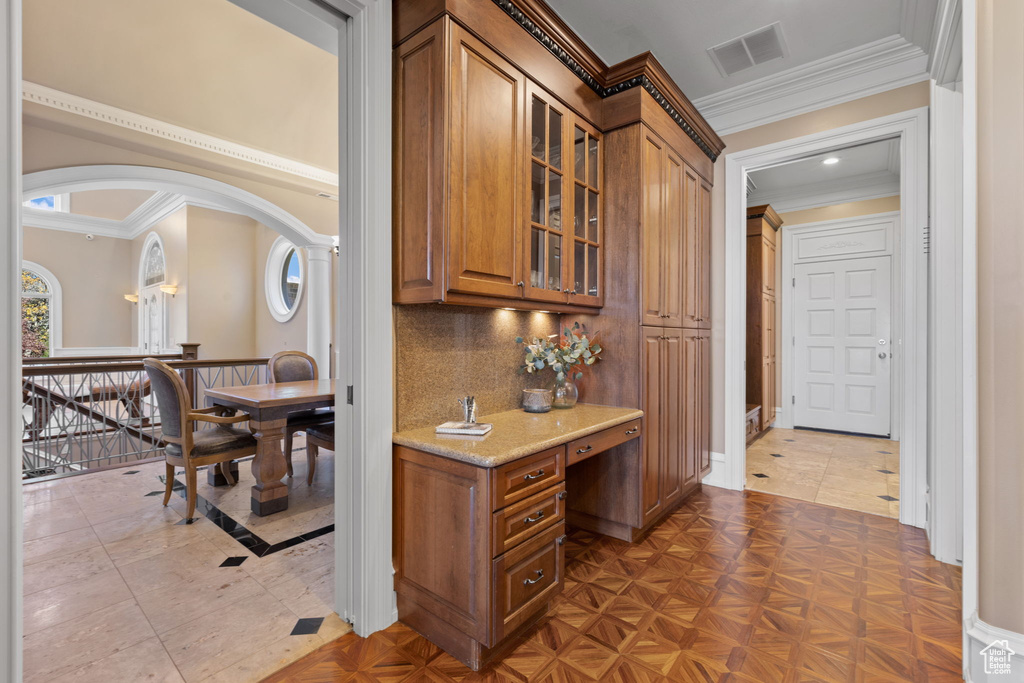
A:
747 138 900 212
546 0 939 134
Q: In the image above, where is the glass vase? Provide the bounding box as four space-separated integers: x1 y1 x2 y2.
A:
550 376 578 409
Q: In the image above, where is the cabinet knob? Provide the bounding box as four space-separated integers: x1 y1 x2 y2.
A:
557 490 567 500
517 281 525 289
563 288 570 294
557 534 566 545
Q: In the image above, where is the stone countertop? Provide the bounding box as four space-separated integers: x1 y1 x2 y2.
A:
392 403 644 467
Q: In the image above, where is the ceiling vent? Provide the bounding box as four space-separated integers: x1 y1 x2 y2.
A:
707 22 788 77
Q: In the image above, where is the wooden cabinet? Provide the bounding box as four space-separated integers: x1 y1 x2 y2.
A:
640 327 687 526
746 204 783 432
394 16 602 312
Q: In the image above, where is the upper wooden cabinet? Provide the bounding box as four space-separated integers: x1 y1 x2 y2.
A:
394 16 603 312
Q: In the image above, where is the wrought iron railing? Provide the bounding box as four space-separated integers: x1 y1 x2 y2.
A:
21 349 269 480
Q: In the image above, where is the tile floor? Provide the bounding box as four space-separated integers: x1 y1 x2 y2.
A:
21 442 349 683
746 428 901 519
264 486 962 682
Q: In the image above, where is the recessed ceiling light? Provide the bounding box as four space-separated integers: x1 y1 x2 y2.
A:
822 157 840 165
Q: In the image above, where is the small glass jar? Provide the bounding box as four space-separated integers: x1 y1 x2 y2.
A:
522 388 553 413
550 377 578 409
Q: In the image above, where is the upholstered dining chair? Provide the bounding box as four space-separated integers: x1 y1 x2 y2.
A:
267 350 334 480
304 423 334 485
143 358 257 520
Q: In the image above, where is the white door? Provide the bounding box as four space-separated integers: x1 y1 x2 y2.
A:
141 286 165 354
793 255 891 436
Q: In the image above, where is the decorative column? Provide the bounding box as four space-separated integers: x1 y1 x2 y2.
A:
305 245 333 377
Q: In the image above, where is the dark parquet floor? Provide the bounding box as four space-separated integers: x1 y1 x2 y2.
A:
263 487 963 682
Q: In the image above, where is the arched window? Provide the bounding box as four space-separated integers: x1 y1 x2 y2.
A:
265 236 304 322
21 262 62 357
143 238 166 286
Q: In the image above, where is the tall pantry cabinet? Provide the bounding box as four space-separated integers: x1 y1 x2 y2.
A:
746 204 782 432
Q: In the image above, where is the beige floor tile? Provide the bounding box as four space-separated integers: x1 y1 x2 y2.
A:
818 473 889 498
814 487 892 516
159 589 299 683
102 514 211 566
23 545 114 595
23 496 90 542
317 612 353 642
77 490 164 527
889 501 900 519
197 633 324 683
46 637 184 683
23 526 101 566
824 459 889 478
22 480 75 506
90 503 184 546
266 560 334 617
885 454 901 472
746 477 820 502
118 537 229 596
242 537 334 588
887 476 901 498
23 599 156 683
23 568 133 636
136 567 265 635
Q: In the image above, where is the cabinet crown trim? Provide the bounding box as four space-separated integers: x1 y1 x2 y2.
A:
488 0 726 161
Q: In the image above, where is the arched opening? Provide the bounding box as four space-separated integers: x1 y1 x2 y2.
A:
20 261 62 358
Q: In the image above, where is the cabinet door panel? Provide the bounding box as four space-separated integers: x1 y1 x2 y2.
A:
661 150 685 327
680 163 701 328
698 334 711 474
763 237 776 296
640 132 665 326
682 329 700 486
698 181 712 328
447 25 524 299
567 119 604 307
662 329 684 501
640 328 663 524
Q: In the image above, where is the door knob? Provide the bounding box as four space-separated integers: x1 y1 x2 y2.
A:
878 352 887 359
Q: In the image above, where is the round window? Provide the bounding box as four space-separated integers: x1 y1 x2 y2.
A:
265 237 304 322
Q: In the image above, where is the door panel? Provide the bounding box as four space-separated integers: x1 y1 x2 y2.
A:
661 150 684 327
793 255 892 435
698 333 711 474
640 133 665 326
681 329 700 486
662 329 683 502
447 25 524 298
680 164 700 328
697 181 712 328
640 328 663 524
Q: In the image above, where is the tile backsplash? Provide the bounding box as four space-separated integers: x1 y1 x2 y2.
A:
394 305 558 431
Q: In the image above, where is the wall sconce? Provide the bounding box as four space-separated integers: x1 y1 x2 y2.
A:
124 293 139 303
159 285 178 297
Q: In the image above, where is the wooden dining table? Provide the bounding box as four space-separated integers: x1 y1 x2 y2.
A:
205 379 335 516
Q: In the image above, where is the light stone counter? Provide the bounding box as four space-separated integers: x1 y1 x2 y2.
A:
392 403 643 467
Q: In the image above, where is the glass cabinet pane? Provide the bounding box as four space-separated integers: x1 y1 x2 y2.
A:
548 171 561 231
574 184 585 237
530 228 545 288
587 244 599 296
587 190 598 241
549 110 562 170
531 97 545 161
574 242 586 294
588 135 599 186
531 162 545 224
574 127 586 182
547 233 561 291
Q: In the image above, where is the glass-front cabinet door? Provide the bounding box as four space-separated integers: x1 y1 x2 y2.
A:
569 119 603 307
523 82 570 304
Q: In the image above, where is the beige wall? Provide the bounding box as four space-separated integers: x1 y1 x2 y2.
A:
22 226 133 348
977 0 1024 633
253 226 309 358
711 82 930 453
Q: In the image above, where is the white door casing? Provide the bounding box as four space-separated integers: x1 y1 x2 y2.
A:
793 255 892 436
140 287 165 354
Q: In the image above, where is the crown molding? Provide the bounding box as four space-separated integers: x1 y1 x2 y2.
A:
747 170 900 213
693 35 929 136
929 0 963 85
22 207 128 238
22 81 340 187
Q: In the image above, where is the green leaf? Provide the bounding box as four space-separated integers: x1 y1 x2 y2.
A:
515 336 523 344
534 359 544 370
576 371 583 380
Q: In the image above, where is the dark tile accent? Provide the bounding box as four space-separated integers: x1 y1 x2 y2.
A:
159 474 334 558
878 450 893 454
290 617 324 636
122 470 140 475
784 439 796 442
770 453 784 458
878 469 895 474
879 495 898 502
753 473 770 479
220 556 248 567
145 490 165 497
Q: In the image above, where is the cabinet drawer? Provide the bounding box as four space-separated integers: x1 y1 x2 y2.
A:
492 522 565 643
566 419 642 466
490 446 565 510
492 483 565 557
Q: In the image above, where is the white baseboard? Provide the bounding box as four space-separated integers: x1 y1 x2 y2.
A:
701 451 732 489
966 610 1024 681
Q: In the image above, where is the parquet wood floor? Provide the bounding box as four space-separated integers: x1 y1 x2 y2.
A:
262 487 963 683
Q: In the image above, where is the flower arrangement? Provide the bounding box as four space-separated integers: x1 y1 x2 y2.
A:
515 322 602 383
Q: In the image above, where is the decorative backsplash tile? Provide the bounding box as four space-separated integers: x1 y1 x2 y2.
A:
394 305 557 431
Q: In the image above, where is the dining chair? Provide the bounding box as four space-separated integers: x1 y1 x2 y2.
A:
144 358 256 520
267 350 334 479
304 423 334 485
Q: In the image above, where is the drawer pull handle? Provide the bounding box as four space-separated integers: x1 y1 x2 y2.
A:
625 427 639 435
558 534 566 545
523 570 545 586
523 469 545 481
576 445 593 454
524 511 545 524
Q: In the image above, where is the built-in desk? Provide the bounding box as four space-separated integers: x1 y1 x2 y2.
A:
393 404 643 670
